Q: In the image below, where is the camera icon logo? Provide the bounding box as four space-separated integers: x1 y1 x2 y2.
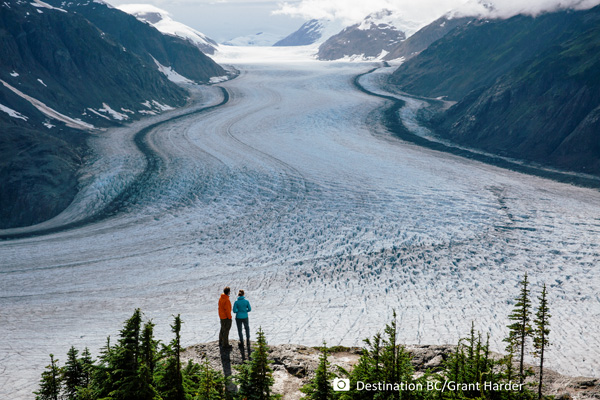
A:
332 378 350 391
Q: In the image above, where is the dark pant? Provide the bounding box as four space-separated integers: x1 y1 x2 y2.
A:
235 318 250 343
219 318 232 346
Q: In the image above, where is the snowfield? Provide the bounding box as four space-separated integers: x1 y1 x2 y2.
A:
1 47 599 399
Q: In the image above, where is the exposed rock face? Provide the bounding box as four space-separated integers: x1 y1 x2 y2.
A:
183 342 600 399
390 6 600 176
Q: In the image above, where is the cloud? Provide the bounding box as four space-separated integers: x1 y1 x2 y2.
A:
273 0 462 25
274 0 600 25
453 0 600 18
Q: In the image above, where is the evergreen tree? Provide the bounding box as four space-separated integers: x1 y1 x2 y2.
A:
156 314 186 400
184 359 227 400
34 354 62 400
141 320 159 378
89 336 114 399
77 348 95 400
504 273 533 387
62 346 84 400
79 348 94 388
300 343 335 400
234 327 278 400
343 313 417 400
110 309 158 400
533 284 551 400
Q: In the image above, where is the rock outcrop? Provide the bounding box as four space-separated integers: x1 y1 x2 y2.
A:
182 342 600 399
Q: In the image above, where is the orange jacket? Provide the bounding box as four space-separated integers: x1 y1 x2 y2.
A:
218 293 232 319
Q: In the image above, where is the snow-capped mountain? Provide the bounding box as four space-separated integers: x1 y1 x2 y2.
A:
118 4 218 55
223 32 283 46
317 9 422 60
383 15 473 61
273 19 345 47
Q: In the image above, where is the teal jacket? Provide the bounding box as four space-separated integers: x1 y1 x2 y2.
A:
233 296 251 319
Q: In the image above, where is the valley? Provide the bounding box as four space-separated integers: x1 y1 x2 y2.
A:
1 48 600 399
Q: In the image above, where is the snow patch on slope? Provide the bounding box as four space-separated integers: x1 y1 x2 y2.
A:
152 58 194 84
30 0 66 12
98 103 129 121
0 79 95 130
0 103 28 121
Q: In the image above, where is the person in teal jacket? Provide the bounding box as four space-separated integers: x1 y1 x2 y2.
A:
233 289 252 353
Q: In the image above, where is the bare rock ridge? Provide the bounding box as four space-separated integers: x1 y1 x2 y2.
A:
183 342 600 399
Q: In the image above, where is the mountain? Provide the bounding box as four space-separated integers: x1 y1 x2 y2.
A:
45 0 224 83
390 6 600 175
317 9 422 61
223 32 283 46
273 19 345 47
117 3 218 55
390 10 589 100
0 0 224 229
382 15 472 61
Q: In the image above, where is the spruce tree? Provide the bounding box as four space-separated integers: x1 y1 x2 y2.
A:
90 336 114 399
504 273 533 387
110 309 158 400
62 346 84 400
34 354 62 400
79 347 94 388
300 343 335 400
184 359 227 400
156 314 186 400
234 327 278 400
533 284 551 400
77 348 95 400
140 321 158 378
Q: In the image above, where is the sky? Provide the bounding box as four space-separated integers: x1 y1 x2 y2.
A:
106 0 600 43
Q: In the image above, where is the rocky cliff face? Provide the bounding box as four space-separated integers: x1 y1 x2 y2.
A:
390 6 600 175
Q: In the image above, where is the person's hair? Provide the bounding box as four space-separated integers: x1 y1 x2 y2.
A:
223 286 230 295
238 289 245 296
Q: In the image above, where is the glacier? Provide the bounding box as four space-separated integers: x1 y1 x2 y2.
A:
0 47 599 399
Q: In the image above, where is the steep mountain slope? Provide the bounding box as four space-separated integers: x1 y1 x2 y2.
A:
0 0 224 229
46 0 224 82
434 18 600 174
390 10 589 100
383 16 472 61
390 6 600 175
117 3 218 55
317 10 421 60
273 19 344 47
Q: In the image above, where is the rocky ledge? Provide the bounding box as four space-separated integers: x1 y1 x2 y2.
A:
181 342 599 400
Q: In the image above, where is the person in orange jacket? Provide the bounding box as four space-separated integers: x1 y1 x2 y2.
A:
218 286 233 348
